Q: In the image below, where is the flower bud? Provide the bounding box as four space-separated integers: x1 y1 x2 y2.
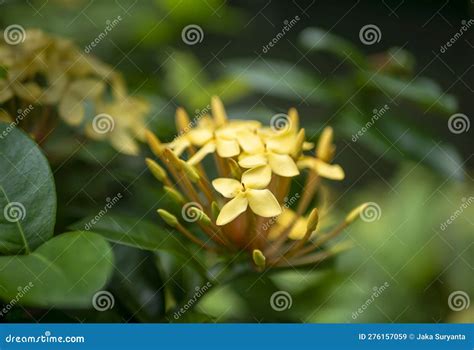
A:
146 158 167 182
211 201 220 220
306 208 319 232
317 126 334 162
176 107 191 134
345 203 369 224
145 130 163 156
190 207 212 226
211 96 227 126
157 209 179 227
164 186 185 204
180 160 200 183
252 249 266 269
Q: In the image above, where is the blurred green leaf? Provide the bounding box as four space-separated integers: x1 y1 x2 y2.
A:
362 74 457 115
0 231 113 307
299 27 366 66
0 123 56 255
226 59 335 104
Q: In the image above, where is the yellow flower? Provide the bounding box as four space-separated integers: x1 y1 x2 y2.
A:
212 165 282 225
0 28 148 154
146 96 368 270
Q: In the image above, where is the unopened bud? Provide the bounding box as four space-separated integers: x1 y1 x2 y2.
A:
211 96 227 126
164 186 185 204
190 207 212 226
157 209 179 227
317 126 334 162
146 158 167 182
163 148 182 170
227 158 242 178
145 130 163 156
180 160 200 183
306 208 319 232
291 128 306 159
252 249 266 269
345 203 369 224
211 201 220 220
176 107 191 134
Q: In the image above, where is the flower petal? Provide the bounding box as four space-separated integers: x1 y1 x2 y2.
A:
216 137 240 158
268 152 299 177
238 153 268 169
216 194 248 226
187 127 213 146
237 129 264 154
241 165 272 189
246 189 282 218
187 141 216 165
298 157 345 180
212 178 242 198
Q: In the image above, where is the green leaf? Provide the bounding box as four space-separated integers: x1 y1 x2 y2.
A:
299 27 366 66
110 245 166 322
225 59 335 104
362 73 458 115
70 215 201 264
0 123 56 255
0 231 113 307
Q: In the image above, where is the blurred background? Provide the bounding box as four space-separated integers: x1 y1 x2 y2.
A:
0 0 473 323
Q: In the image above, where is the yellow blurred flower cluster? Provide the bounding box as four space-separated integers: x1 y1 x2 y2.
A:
0 28 148 154
147 97 368 269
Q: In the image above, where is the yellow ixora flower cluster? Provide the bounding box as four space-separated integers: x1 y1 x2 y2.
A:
146 97 368 269
0 28 148 154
